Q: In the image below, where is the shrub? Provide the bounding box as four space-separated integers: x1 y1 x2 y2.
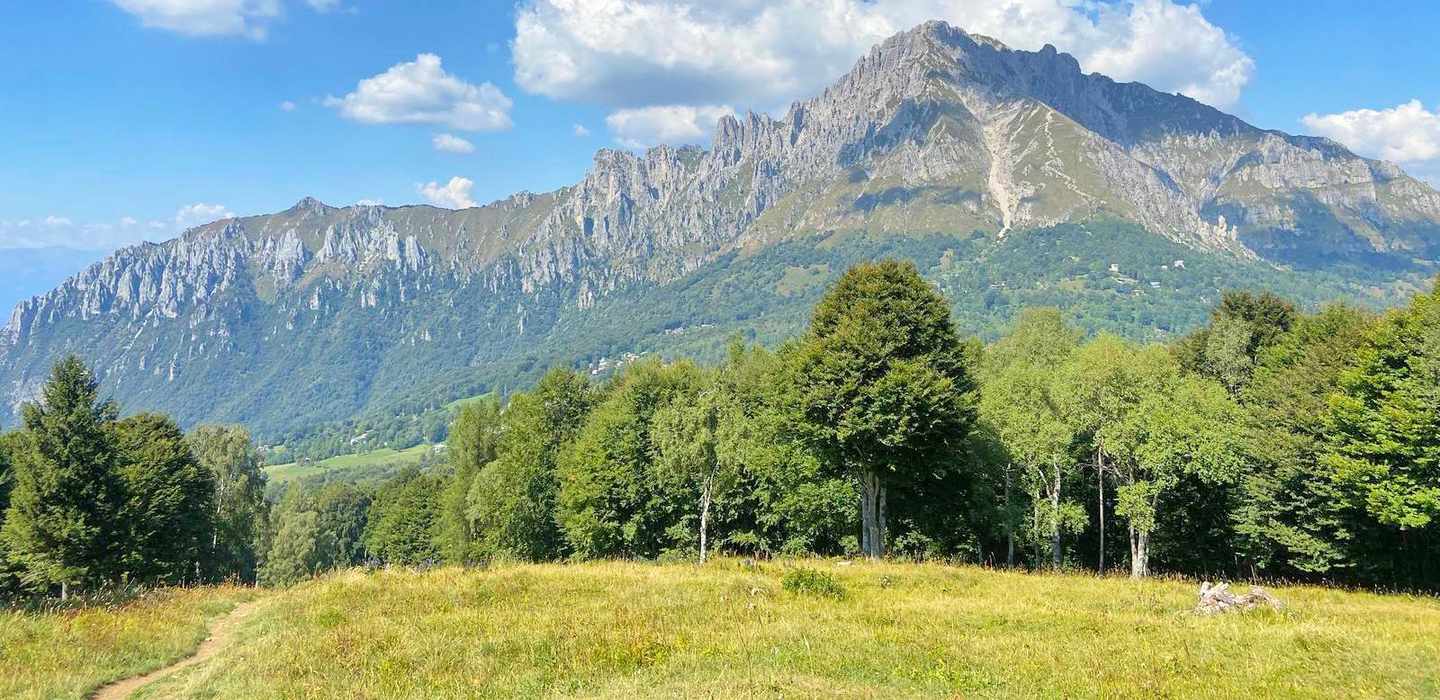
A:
781 567 845 599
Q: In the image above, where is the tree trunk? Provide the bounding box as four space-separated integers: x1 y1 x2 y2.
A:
698 476 712 564
859 471 886 559
60 581 68 602
1050 462 1062 570
1096 448 1105 574
1129 527 1150 578
1004 464 1015 568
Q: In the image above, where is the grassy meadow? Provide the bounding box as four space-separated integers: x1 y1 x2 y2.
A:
0 585 260 700
263 443 437 485
79 560 1440 699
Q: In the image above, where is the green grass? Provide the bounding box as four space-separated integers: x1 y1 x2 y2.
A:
131 560 1438 698
0 585 259 700
263 443 437 485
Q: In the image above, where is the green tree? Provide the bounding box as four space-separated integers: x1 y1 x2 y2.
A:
652 369 743 564
1112 375 1246 577
1326 282 1440 586
258 487 324 587
311 483 372 570
1177 290 1298 395
978 309 1082 569
1054 335 1177 573
467 369 594 561
113 413 215 584
188 425 268 582
0 431 26 594
557 360 702 559
436 397 502 562
789 260 976 558
1233 305 1372 578
364 468 443 566
1 356 122 598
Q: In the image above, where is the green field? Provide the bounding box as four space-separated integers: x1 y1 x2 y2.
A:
20 560 1431 699
263 443 439 486
0 586 258 700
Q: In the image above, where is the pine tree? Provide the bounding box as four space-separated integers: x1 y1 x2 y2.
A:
0 356 123 598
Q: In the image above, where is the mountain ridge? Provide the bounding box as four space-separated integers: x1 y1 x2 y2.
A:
4 20 1438 436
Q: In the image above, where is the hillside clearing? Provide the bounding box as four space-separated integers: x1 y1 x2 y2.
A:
263 443 438 485
124 560 1438 698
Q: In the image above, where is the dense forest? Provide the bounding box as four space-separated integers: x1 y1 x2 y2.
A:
1 260 1436 599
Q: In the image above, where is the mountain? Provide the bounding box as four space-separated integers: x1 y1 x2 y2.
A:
4 21 1438 441
0 247 109 319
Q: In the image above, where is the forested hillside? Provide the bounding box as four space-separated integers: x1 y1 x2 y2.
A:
4 261 1434 600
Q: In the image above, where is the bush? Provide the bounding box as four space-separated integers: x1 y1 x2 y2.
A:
781 566 845 599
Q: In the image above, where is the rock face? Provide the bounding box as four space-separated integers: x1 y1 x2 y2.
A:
3 21 1439 435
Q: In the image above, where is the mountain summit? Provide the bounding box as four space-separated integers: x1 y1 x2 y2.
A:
4 22 1438 436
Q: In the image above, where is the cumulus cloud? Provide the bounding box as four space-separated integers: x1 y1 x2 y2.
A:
110 0 283 39
432 133 476 154
174 202 236 230
606 105 735 148
418 177 477 209
279 100 297 111
326 54 513 131
514 0 1255 145
573 123 591 137
1302 100 1440 165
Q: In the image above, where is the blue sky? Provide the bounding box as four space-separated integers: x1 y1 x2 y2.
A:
3 0 1439 254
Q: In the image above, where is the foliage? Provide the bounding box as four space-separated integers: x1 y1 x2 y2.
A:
363 468 443 566
188 425 268 583
1 356 123 593
113 413 215 584
788 260 977 557
465 370 595 561
1232 305 1373 578
1325 281 1440 586
780 566 845 599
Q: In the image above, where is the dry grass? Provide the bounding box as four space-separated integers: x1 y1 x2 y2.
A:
131 560 1439 698
0 585 260 699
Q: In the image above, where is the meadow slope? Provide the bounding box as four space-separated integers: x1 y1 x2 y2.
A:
104 560 1440 699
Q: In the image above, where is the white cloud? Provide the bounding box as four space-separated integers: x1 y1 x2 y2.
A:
110 0 282 39
513 0 1255 140
573 123 591 137
1302 100 1440 166
418 177 477 209
280 100 297 112
174 202 236 230
326 54 513 131
305 0 339 11
432 133 476 154
0 213 177 250
606 105 734 148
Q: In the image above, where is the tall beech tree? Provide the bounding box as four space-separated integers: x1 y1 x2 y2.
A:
0 356 123 598
789 260 975 558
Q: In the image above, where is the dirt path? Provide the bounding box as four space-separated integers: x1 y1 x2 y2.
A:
91 599 264 700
